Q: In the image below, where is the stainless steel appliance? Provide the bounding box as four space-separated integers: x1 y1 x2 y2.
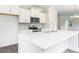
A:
28 25 41 32
30 17 40 23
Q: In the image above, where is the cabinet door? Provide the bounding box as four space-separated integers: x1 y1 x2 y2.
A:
0 5 9 13
10 5 19 15
19 8 26 23
31 8 40 17
19 8 30 23
25 9 30 23
40 12 46 23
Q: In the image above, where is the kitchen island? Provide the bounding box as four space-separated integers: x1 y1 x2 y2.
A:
18 30 79 53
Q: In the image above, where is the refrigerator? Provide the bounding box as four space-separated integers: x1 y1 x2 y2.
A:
0 15 18 47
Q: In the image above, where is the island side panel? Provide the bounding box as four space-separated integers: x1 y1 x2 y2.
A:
67 34 79 51
43 40 68 53
18 38 43 53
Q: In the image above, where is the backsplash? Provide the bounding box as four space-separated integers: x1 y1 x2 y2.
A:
18 23 46 33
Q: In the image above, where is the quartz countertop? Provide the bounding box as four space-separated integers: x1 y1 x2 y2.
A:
18 30 79 50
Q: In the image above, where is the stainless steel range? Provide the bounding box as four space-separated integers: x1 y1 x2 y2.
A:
28 24 41 32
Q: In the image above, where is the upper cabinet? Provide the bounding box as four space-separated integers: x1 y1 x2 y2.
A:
19 7 46 23
40 12 46 23
0 5 10 13
0 6 46 23
25 9 30 23
9 5 20 15
19 8 30 23
31 7 46 23
19 8 27 23
31 8 40 17
0 5 20 15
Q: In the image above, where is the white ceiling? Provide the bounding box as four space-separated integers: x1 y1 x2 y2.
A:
54 5 79 16
20 5 79 16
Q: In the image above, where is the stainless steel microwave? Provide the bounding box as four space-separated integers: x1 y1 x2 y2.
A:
30 17 40 23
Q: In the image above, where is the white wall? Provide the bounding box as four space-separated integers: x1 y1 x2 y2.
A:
60 16 79 31
60 16 70 30
71 19 79 31
57 16 61 30
0 15 18 47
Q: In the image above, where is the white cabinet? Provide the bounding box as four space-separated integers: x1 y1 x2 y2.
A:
19 8 30 23
25 9 30 23
19 7 46 23
31 8 46 23
0 5 10 13
19 8 27 23
40 12 46 23
10 5 20 15
0 5 20 15
31 8 40 17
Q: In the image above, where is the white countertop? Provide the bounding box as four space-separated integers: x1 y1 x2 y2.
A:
18 30 79 50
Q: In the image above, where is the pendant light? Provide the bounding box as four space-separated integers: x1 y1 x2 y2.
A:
70 5 79 18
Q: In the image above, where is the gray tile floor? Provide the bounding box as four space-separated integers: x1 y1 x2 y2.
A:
0 44 78 53
64 49 79 53
0 44 18 53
